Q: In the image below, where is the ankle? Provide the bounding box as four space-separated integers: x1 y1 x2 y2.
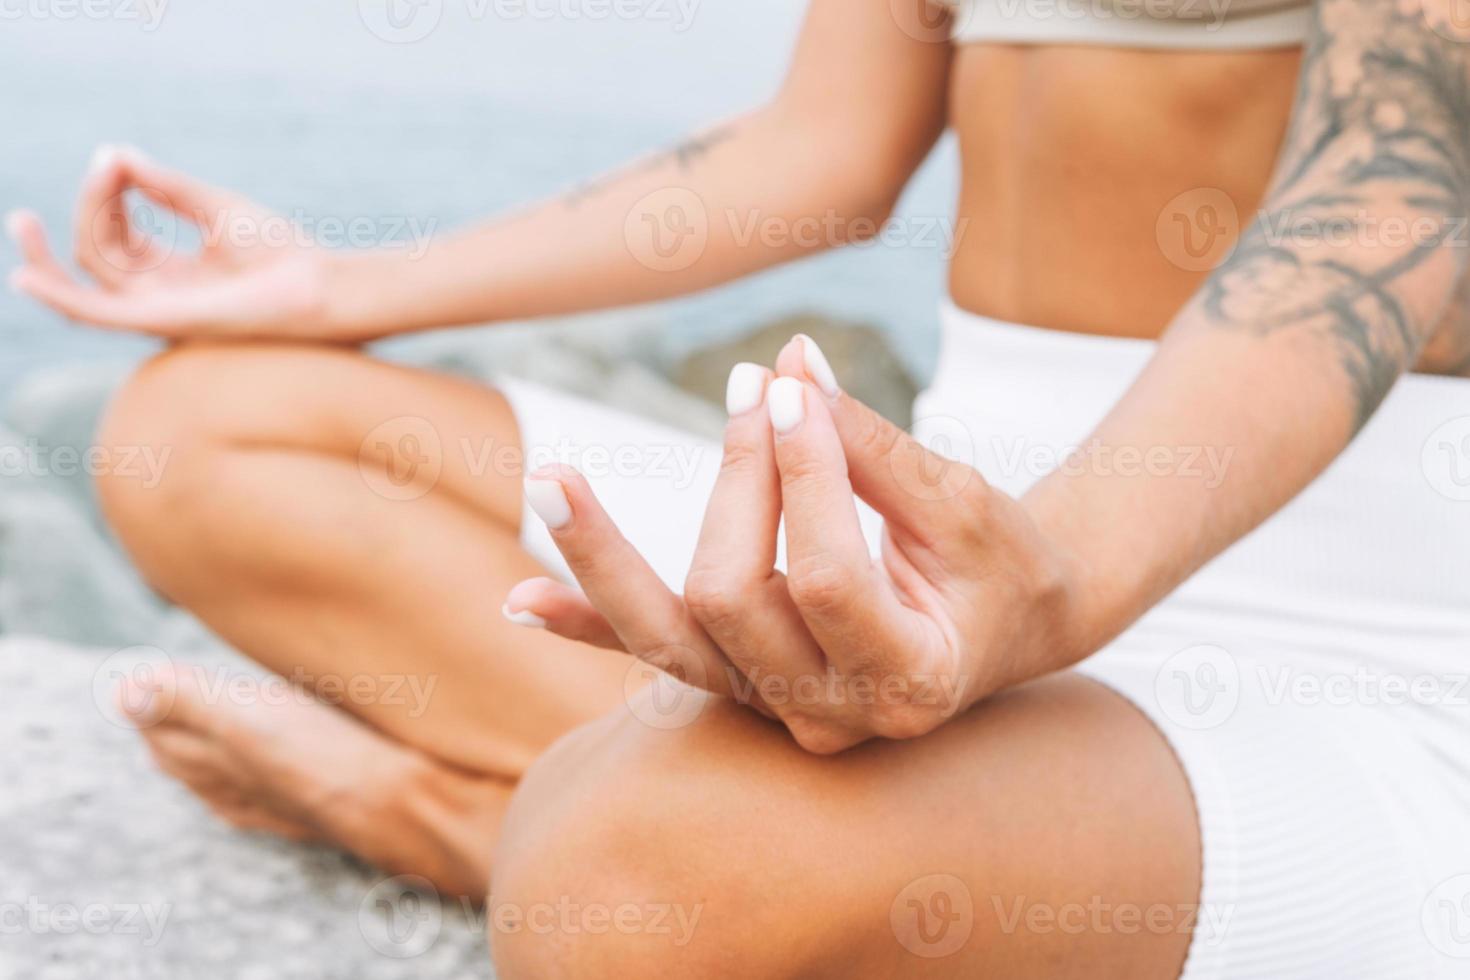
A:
384 758 509 899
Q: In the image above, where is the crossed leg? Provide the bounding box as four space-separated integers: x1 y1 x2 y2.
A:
96 342 1201 978
491 675 1201 979
95 341 635 895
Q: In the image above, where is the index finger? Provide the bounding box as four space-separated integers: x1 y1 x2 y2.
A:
72 146 170 285
525 465 740 698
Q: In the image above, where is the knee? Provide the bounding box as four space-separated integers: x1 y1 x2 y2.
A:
95 341 317 529
94 343 240 516
489 696 801 980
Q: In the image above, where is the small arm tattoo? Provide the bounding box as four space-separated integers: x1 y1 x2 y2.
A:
564 125 736 209
1197 0 1470 429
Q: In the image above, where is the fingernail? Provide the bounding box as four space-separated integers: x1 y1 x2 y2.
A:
767 377 806 435
88 144 119 175
116 144 150 166
7 269 27 295
524 477 572 529
501 603 547 629
3 210 24 242
725 362 766 416
798 334 840 398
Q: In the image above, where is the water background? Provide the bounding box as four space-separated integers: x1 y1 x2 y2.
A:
0 0 956 391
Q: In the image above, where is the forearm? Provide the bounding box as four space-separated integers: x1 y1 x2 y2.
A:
318 103 899 338
1025 0 1470 657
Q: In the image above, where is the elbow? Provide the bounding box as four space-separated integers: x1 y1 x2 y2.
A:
795 152 910 250
759 101 919 247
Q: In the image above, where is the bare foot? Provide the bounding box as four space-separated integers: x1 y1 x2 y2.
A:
118 663 513 898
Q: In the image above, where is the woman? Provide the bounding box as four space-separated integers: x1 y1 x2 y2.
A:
7 0 1470 975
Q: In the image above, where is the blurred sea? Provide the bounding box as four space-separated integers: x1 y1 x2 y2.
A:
0 0 956 391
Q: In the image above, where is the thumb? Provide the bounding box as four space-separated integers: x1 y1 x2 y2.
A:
774 334 985 531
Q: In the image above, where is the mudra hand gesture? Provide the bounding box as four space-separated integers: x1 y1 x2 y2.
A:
505 335 1087 753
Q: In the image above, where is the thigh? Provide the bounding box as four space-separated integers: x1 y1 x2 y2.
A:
99 340 529 537
491 671 1202 980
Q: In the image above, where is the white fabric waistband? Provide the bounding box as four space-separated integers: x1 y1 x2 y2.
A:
916 301 1470 660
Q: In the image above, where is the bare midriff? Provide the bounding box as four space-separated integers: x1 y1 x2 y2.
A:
946 43 1302 338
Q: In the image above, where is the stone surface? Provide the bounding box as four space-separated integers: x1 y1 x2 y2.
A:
674 313 919 429
0 636 495 980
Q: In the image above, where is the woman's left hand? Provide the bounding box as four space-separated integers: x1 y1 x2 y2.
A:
505 336 1092 753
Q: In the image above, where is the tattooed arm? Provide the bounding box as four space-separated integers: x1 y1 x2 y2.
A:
1419 271 1470 376
1025 0 1470 654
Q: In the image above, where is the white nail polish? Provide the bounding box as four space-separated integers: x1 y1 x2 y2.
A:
725 362 766 416
88 144 119 174
767 377 806 435
799 334 840 398
502 603 547 629
524 477 572 529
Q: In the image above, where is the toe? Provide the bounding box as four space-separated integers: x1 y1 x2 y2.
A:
116 663 185 729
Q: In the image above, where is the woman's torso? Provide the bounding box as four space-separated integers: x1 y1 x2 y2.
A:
945 42 1470 376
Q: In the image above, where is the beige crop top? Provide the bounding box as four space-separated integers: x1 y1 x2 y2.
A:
941 0 1313 49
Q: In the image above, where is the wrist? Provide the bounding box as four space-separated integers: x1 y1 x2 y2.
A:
316 249 385 340
1019 477 1121 667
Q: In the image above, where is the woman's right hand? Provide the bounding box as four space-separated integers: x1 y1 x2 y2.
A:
7 146 335 340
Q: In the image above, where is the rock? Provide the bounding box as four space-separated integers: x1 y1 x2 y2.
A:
672 313 920 429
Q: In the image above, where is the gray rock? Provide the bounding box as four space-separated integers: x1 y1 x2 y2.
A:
673 313 920 429
0 488 167 645
0 636 495 980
